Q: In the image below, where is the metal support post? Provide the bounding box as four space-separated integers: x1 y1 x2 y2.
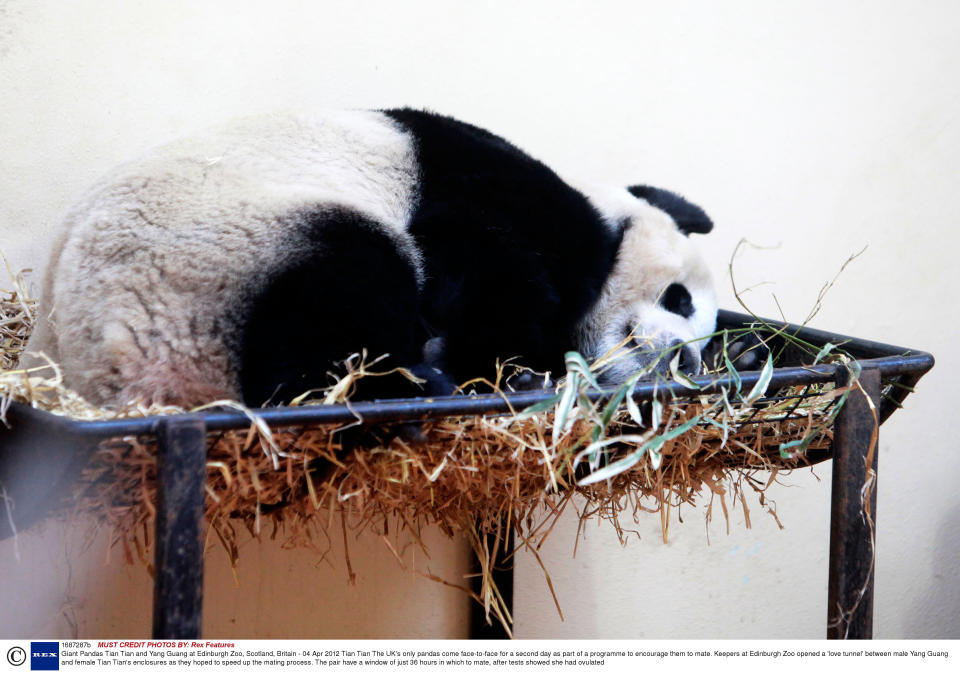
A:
827 367 881 639
152 416 207 639
469 521 514 639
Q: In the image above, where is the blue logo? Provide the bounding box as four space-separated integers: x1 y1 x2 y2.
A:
30 642 59 671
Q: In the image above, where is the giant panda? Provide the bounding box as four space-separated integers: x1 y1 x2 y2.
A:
27 109 717 408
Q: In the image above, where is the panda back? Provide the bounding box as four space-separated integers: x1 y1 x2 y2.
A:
382 109 622 380
42 111 422 406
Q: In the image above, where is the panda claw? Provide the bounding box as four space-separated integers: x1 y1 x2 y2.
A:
506 368 553 392
727 335 770 371
396 422 430 444
704 331 771 373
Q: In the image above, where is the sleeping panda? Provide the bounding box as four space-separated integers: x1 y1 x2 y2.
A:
28 109 717 408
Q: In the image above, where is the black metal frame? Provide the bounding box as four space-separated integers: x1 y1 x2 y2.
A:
0 310 934 639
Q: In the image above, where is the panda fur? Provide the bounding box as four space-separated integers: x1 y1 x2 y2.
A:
29 109 717 408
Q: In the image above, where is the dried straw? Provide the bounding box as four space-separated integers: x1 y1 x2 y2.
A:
0 257 34 372
0 270 854 636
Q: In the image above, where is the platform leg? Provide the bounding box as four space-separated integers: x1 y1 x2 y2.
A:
469 520 514 639
153 416 207 639
827 367 881 639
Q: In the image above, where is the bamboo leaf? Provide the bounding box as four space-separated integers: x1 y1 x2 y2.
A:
724 356 742 399
600 380 631 427
648 449 663 470
669 350 701 390
650 397 663 429
813 342 837 365
626 389 644 427
520 393 561 415
743 352 774 405
564 351 601 390
552 375 579 443
572 434 651 468
577 416 701 485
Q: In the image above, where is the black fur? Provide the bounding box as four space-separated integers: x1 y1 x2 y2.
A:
241 110 642 404
239 208 425 406
384 109 622 384
627 185 713 235
660 282 695 319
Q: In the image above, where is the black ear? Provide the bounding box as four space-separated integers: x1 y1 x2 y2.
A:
627 185 713 235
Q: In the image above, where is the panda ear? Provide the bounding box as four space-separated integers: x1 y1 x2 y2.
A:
627 185 713 235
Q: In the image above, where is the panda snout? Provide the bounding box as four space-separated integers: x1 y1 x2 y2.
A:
626 334 702 377
671 341 702 376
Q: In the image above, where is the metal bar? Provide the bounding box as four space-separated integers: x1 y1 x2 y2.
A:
53 354 929 439
2 310 933 443
469 521 515 639
152 416 207 639
50 364 842 437
877 370 929 425
827 367 881 639
716 309 933 361
718 310 933 427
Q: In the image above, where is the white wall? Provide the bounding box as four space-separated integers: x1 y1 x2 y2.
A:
1 0 957 639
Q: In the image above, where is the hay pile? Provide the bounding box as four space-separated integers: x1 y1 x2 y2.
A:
0 264 33 372
1 270 853 633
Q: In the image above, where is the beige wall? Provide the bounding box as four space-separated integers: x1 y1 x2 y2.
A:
1 0 957 638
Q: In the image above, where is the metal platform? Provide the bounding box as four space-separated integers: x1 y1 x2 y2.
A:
0 310 935 639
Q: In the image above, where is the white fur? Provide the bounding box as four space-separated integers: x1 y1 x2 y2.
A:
577 186 716 383
28 111 419 406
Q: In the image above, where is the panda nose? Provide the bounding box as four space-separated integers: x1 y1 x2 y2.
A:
671 341 702 376
628 335 702 377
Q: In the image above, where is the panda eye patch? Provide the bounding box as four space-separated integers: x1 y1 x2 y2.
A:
660 283 695 318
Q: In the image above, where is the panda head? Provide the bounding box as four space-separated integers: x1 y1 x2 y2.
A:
576 184 717 384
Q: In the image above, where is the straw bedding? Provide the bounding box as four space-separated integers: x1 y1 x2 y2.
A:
1 268 852 631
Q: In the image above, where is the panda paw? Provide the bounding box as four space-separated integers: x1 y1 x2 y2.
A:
505 368 553 392
726 332 770 371
706 331 771 373
409 336 458 396
409 362 458 396
395 422 431 444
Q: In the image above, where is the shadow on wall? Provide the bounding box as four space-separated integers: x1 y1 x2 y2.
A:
907 501 960 638
0 514 473 638
0 519 150 638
